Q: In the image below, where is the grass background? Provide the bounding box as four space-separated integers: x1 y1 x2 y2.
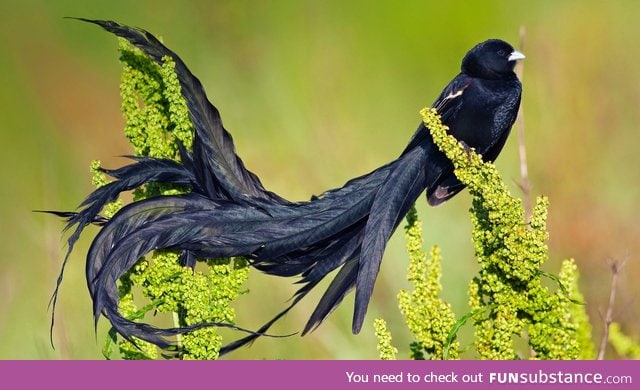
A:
0 0 638 359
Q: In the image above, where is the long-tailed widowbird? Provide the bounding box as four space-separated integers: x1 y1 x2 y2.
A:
47 19 523 355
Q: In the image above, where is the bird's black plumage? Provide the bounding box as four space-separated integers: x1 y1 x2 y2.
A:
49 20 523 355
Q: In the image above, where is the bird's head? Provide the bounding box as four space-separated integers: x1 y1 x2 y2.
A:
461 39 525 80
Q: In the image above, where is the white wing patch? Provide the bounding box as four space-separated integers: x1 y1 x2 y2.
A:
444 89 464 100
435 82 471 112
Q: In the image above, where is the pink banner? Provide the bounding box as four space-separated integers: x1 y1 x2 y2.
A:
1 360 636 389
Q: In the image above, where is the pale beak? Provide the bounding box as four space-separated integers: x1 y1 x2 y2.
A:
508 50 525 61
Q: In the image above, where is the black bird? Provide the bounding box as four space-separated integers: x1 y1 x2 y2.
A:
50 19 524 355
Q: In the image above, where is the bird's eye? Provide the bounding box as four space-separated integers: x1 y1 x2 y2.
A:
497 49 506 56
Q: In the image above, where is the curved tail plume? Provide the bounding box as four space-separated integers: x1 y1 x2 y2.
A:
47 19 521 356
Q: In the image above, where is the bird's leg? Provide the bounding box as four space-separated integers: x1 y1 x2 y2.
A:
459 140 475 161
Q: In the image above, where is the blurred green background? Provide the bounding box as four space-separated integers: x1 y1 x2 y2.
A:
1 0 638 359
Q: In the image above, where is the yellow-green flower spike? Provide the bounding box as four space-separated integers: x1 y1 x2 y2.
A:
414 108 588 360
397 206 459 360
95 40 248 360
609 323 640 359
373 318 398 360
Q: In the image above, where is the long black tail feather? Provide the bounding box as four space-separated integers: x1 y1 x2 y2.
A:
354 145 430 333
48 18 447 356
41 156 196 346
71 18 289 207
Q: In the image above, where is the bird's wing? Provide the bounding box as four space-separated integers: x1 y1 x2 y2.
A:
401 74 472 156
425 79 521 206
432 76 473 122
399 75 472 206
